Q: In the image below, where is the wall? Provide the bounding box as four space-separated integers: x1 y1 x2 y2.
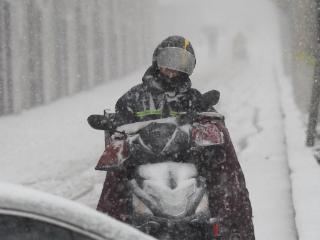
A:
0 0 156 115
273 0 318 113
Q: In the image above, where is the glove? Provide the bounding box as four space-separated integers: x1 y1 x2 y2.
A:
177 111 198 125
87 114 116 131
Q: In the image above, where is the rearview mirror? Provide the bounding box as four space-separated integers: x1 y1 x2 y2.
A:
202 90 220 109
87 114 115 131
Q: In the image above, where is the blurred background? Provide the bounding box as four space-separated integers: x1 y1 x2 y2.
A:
0 0 317 116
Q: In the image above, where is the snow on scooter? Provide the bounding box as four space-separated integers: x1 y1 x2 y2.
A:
93 90 238 240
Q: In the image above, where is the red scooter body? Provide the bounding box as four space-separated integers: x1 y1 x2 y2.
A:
95 113 224 171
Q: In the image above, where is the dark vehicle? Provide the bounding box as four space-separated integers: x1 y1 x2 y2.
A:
0 183 156 240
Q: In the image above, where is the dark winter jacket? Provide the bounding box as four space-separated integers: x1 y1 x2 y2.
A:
113 65 204 126
96 66 255 239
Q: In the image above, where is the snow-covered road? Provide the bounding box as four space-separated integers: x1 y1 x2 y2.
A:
194 58 298 239
0 55 299 240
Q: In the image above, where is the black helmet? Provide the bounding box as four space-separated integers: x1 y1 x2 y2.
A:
152 36 196 76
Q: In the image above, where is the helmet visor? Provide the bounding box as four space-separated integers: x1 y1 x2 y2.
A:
156 47 196 75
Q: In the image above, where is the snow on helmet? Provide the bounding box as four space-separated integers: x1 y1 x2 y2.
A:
152 36 196 76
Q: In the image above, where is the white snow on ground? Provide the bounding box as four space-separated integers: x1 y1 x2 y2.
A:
193 25 298 240
277 72 320 240
0 71 144 206
0 0 319 239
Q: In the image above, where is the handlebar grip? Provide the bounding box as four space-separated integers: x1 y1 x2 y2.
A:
87 114 115 131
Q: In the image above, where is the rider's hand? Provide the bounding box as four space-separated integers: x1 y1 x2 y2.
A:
177 111 198 125
87 114 115 131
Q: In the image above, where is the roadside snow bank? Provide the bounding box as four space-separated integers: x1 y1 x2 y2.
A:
277 73 320 240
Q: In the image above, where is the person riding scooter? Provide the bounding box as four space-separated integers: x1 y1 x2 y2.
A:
88 36 255 239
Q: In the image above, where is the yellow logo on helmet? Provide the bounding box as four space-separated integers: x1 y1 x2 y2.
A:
184 39 190 50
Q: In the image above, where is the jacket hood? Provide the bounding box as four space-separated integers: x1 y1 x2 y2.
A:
142 65 192 94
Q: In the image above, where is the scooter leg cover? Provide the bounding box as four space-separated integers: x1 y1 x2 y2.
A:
206 123 255 240
96 170 131 223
